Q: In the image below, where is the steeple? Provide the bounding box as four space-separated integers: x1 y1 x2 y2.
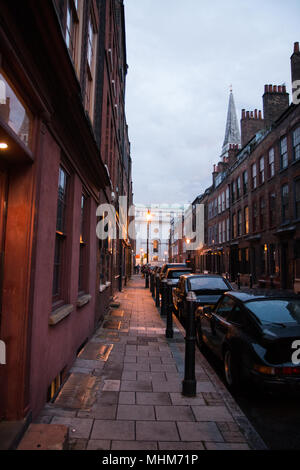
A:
221 88 241 156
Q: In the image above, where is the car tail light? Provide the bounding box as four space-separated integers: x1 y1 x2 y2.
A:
254 365 300 376
253 365 275 375
274 367 300 376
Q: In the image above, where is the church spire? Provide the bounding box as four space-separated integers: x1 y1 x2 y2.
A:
221 88 241 156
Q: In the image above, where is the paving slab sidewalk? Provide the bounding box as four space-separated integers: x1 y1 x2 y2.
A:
34 275 267 451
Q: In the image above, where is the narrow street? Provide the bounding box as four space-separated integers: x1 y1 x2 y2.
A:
19 275 265 450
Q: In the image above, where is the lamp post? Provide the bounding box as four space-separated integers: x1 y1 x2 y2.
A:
146 210 151 264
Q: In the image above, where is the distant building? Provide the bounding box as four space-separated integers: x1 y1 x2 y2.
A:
135 204 184 265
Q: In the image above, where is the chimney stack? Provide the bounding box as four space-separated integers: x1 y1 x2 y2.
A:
240 107 265 147
263 83 289 128
291 41 300 104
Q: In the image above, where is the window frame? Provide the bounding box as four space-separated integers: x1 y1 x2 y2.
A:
268 148 275 178
52 166 69 306
293 127 300 161
280 136 288 170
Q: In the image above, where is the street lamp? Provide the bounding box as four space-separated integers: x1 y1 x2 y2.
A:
146 210 151 264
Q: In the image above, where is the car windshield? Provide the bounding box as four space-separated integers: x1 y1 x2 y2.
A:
246 299 300 325
168 270 191 279
187 277 229 291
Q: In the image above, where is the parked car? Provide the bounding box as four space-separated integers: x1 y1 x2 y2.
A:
195 291 300 392
159 263 188 281
173 274 232 324
164 267 193 287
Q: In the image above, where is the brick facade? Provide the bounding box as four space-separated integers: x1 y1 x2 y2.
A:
190 43 300 292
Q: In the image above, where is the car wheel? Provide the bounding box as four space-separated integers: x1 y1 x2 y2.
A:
223 348 240 392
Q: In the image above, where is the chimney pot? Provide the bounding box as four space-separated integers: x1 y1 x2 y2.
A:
282 85 286 93
273 85 277 93
269 84 273 92
246 111 250 118
278 85 282 93
264 85 268 93
254 109 258 119
258 110 262 119
295 42 300 54
242 109 246 119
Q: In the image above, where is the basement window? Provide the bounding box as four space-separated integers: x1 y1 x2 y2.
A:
47 367 67 402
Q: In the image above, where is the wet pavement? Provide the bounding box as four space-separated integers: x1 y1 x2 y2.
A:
34 275 266 451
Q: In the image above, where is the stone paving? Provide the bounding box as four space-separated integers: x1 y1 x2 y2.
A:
35 275 266 451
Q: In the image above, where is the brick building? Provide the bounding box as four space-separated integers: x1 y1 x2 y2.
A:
0 0 133 440
191 43 300 291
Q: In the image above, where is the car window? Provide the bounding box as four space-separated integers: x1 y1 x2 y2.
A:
246 299 300 325
168 270 191 279
187 277 229 291
215 296 236 318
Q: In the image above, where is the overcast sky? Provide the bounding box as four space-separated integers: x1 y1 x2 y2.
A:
124 0 300 206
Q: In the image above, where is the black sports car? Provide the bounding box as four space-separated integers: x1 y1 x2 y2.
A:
196 291 300 392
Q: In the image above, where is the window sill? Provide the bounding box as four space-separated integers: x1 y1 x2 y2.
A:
77 294 92 308
49 304 74 326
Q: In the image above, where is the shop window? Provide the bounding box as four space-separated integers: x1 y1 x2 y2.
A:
0 69 32 147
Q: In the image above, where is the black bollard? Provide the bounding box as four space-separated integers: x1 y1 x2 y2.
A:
166 281 174 338
182 292 197 397
155 275 160 307
237 273 241 290
160 279 167 316
145 272 149 288
250 273 253 289
150 273 155 297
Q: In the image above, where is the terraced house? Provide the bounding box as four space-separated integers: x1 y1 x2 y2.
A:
0 0 133 442
192 43 300 291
